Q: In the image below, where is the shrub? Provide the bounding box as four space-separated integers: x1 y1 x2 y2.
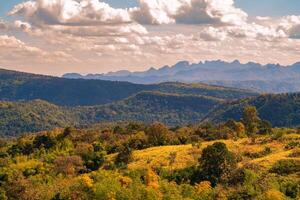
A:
127 131 148 150
84 151 106 171
289 148 300 157
285 141 300 150
159 166 199 185
279 178 300 198
270 159 300 175
258 120 273 135
224 120 246 138
54 155 85 176
115 145 133 167
243 147 272 159
264 189 285 200
33 134 57 149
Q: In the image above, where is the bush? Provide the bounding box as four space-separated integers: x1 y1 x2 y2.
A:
270 159 300 175
289 148 300 157
280 180 299 199
54 156 85 176
264 189 285 200
159 166 200 185
243 147 272 159
285 141 300 150
115 145 133 167
33 134 57 149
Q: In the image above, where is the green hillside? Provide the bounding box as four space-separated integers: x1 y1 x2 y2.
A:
0 91 223 136
205 93 300 127
0 69 257 106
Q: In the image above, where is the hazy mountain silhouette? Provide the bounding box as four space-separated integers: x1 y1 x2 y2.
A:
63 60 300 93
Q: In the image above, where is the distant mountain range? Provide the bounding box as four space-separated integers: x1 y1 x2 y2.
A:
63 60 300 93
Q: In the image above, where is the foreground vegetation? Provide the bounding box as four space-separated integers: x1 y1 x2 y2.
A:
0 106 299 199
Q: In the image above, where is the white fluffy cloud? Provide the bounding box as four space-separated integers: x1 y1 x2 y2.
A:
131 0 247 25
10 0 248 27
9 0 131 26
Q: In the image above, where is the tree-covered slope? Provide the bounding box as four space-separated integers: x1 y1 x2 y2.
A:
0 92 223 136
205 93 300 127
0 69 152 106
0 100 76 137
0 69 257 106
78 91 223 126
155 82 257 100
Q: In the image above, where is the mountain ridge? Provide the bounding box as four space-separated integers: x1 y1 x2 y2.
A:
63 60 300 93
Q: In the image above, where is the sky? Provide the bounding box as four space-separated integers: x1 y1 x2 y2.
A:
0 0 300 75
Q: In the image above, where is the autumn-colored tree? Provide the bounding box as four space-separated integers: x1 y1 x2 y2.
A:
224 120 246 138
54 156 85 176
146 123 169 146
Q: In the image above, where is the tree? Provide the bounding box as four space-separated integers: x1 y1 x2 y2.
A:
33 134 56 149
146 123 169 146
115 145 133 167
258 120 272 135
54 156 85 176
199 142 237 186
224 120 246 138
242 106 260 137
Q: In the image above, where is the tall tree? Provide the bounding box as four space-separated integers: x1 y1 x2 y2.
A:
242 106 260 137
199 142 237 186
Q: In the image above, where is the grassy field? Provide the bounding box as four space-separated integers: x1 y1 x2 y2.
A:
124 134 300 171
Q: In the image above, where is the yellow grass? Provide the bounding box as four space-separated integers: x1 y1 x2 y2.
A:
116 137 300 171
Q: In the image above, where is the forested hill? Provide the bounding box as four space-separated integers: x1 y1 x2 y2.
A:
205 93 300 127
4 91 300 137
0 69 151 106
0 91 223 137
0 69 257 106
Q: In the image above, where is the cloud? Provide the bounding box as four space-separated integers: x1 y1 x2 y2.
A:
289 24 300 39
279 15 300 39
199 26 228 41
0 20 8 30
131 0 247 25
0 34 75 63
14 20 32 32
3 0 300 75
9 0 131 26
11 0 247 26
